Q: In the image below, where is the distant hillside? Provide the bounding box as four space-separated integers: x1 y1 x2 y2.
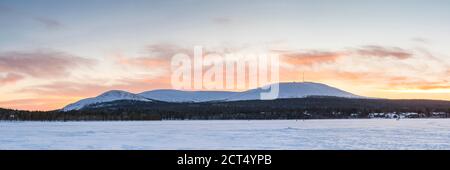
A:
76 97 450 120
3 97 449 121
62 82 364 111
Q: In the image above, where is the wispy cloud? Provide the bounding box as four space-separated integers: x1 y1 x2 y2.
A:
276 45 450 93
33 17 63 30
145 43 193 58
278 45 414 68
3 75 171 111
386 79 450 90
19 76 170 99
0 49 95 79
353 45 412 59
280 50 344 66
114 43 191 69
0 73 23 85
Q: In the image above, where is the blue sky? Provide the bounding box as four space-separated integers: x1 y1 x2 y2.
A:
1 0 450 110
2 0 450 51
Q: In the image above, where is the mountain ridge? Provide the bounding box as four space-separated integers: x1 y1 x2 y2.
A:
62 90 151 111
62 82 364 111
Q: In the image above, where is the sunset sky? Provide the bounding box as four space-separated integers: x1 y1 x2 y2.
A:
1 0 450 111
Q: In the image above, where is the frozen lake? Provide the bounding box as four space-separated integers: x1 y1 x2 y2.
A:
1 119 450 150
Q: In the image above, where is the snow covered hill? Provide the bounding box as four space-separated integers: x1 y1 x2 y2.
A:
139 90 238 102
62 82 364 111
226 82 362 101
62 90 151 111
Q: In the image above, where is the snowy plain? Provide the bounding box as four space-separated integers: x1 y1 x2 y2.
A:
1 119 450 150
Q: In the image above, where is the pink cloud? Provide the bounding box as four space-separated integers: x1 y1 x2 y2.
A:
8 75 171 110
0 49 95 78
280 50 345 66
20 76 171 98
0 73 23 85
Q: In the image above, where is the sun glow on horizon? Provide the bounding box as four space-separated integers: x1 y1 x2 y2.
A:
382 89 450 94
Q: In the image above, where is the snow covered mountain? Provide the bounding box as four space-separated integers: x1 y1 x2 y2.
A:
226 82 362 101
62 90 151 111
139 82 362 102
139 90 238 102
62 82 363 111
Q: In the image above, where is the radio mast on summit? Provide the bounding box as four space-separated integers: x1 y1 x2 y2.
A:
302 72 305 82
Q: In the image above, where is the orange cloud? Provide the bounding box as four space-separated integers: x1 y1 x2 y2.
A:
115 55 169 69
3 44 448 111
353 45 412 59
278 45 413 68
21 76 171 98
281 51 344 66
416 85 450 90
280 69 373 83
11 75 171 110
386 80 450 90
276 45 426 90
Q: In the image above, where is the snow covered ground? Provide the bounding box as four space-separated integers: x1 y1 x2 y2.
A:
1 119 450 150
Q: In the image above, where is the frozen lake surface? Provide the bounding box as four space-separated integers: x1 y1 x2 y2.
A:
1 119 450 150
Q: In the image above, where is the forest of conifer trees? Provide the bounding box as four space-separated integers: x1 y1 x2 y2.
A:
1 97 450 121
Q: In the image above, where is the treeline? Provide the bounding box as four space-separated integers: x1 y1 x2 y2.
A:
0 107 161 121
2 97 450 121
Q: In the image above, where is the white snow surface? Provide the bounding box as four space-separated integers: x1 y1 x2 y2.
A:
139 90 238 102
1 119 450 150
226 82 362 101
62 90 151 111
62 82 363 111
